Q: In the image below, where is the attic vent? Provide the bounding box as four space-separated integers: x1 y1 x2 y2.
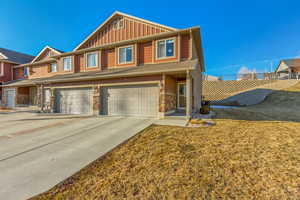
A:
113 17 124 30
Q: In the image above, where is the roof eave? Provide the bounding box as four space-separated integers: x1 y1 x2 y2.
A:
53 27 198 59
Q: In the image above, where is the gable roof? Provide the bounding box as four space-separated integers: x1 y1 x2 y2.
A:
276 58 300 72
0 47 35 64
74 11 178 51
31 45 64 63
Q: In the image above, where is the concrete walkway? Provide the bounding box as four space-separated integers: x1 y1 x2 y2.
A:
0 112 154 200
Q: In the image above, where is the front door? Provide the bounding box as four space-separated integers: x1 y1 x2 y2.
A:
177 83 186 109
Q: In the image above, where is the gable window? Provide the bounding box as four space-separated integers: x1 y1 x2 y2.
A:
50 63 57 72
63 57 72 71
24 67 30 76
118 46 133 64
86 52 98 68
157 38 175 59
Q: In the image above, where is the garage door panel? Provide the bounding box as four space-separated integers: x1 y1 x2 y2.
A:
101 84 159 117
55 88 93 114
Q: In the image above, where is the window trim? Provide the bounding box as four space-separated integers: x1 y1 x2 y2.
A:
117 45 134 65
0 62 4 76
24 66 30 77
155 37 176 60
86 51 99 68
63 56 73 71
50 63 57 73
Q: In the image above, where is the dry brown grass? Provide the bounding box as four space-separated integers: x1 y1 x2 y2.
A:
31 83 300 200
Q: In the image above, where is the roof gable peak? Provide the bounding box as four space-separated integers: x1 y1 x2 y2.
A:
31 45 63 63
74 11 178 50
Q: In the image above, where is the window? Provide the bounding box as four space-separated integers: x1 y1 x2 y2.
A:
118 46 133 64
63 57 72 71
86 52 98 68
113 18 124 30
50 63 57 72
24 67 30 76
157 38 175 59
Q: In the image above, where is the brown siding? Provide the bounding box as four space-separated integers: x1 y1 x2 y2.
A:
30 64 49 78
181 34 190 60
0 62 14 82
13 67 24 80
75 54 85 73
139 42 152 65
102 49 115 69
80 16 169 50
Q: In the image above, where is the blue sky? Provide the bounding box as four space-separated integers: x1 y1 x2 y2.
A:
1 0 300 76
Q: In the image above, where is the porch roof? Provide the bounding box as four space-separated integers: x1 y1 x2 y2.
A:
3 59 197 86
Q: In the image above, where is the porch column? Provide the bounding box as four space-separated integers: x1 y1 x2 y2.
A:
50 88 56 113
40 84 44 112
186 71 192 119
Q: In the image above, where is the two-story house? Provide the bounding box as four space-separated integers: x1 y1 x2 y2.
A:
0 48 34 105
2 11 205 118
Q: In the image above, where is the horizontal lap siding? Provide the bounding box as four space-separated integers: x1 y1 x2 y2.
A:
30 64 49 78
75 54 85 73
13 68 24 80
0 62 14 82
102 49 115 69
181 34 190 60
139 42 152 65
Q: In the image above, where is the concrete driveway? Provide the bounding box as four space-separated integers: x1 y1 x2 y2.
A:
0 111 154 200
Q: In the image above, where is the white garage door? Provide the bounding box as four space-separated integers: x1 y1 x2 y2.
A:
5 89 16 108
55 88 93 114
101 84 159 117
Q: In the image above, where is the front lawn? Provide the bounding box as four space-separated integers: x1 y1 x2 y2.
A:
31 121 300 199
31 83 300 200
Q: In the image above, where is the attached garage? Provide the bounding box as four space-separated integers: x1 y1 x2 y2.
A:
4 89 16 108
55 88 93 114
101 84 159 117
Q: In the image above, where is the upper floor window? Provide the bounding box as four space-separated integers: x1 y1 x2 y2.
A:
50 63 57 72
118 46 133 64
63 57 72 71
24 67 30 76
157 38 175 59
86 52 98 68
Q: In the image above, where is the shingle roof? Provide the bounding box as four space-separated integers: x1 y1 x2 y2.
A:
281 59 300 67
0 47 35 64
3 59 197 86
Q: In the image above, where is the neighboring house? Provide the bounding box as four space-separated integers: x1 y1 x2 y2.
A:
0 48 34 104
2 11 205 118
203 74 220 81
276 59 300 79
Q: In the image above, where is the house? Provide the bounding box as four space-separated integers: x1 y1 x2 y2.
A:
2 11 205 118
0 48 34 104
276 59 300 73
203 74 220 81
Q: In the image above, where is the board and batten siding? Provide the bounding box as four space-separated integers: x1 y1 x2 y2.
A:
79 16 170 50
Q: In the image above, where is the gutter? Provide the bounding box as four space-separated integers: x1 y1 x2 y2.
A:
35 65 196 84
